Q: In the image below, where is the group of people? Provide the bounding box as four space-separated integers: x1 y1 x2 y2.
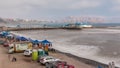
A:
108 62 115 68
97 62 115 68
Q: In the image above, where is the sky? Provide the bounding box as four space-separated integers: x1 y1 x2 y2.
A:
0 0 120 19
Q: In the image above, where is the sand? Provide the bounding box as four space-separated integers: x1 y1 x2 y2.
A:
0 38 94 68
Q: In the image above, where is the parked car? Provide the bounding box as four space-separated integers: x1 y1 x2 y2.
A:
39 56 60 65
45 61 75 68
57 65 74 68
0 40 5 45
45 61 67 68
23 49 32 56
3 42 9 47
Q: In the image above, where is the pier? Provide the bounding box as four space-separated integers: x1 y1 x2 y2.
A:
0 27 61 31
0 25 83 31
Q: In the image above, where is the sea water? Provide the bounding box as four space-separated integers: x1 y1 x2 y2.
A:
12 28 120 67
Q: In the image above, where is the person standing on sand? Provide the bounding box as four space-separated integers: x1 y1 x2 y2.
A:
12 56 17 62
108 62 112 68
111 62 115 68
108 62 115 68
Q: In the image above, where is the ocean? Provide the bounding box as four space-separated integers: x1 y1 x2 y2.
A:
12 28 120 67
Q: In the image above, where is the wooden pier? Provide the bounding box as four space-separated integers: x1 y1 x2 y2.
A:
0 26 83 31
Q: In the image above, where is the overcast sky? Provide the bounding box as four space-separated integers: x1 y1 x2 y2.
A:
0 0 120 19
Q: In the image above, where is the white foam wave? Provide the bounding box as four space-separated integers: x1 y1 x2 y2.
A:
53 43 120 67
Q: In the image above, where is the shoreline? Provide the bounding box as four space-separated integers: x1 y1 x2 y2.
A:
55 50 119 68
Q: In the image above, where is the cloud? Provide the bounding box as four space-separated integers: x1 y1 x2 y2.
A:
111 6 120 11
110 0 120 11
0 0 112 19
0 0 102 9
69 0 101 9
0 0 44 18
37 0 101 10
113 0 120 3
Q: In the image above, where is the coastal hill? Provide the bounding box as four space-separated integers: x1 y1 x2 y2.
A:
0 17 120 28
0 16 105 25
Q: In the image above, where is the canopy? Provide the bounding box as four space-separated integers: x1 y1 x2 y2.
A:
16 36 28 41
28 38 33 42
1 31 10 36
21 37 28 41
32 40 41 44
6 34 14 37
0 33 2 36
41 40 52 46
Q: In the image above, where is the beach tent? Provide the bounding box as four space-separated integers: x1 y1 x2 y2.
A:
15 35 20 39
20 36 28 41
1 31 10 37
32 40 41 45
41 40 52 46
28 38 33 42
0 33 3 37
6 34 14 37
16 36 28 41
6 34 14 39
